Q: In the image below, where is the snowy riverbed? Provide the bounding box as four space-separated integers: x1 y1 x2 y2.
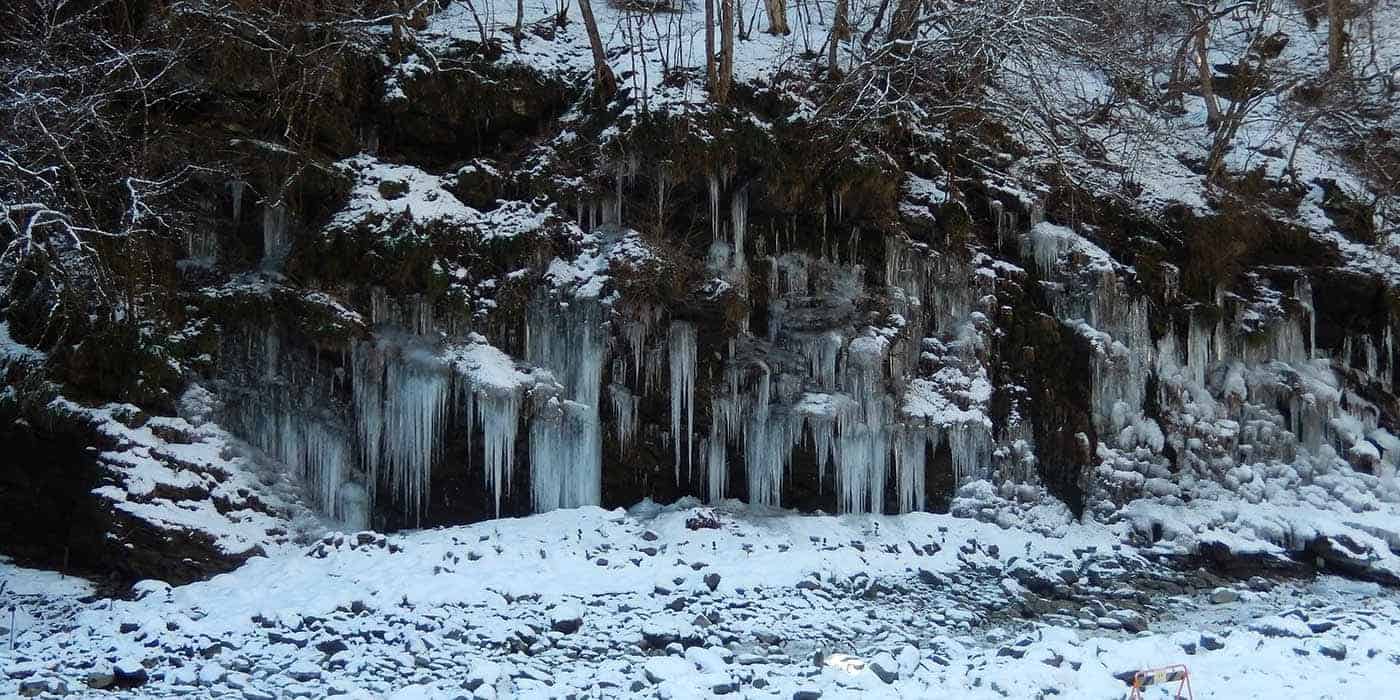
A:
4 501 1399 699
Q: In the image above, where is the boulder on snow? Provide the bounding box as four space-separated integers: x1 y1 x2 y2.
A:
551 604 583 634
1209 587 1239 604
868 652 899 683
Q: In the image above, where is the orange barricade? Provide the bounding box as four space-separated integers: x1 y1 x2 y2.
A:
1127 664 1194 700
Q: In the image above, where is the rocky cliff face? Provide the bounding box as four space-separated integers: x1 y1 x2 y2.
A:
2 0 1398 589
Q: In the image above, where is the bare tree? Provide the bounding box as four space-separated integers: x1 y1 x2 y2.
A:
578 0 617 104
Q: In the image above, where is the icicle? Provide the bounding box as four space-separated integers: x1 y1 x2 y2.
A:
1365 335 1379 378
352 342 384 505
706 397 731 504
339 482 370 530
261 202 289 270
529 395 602 512
669 321 698 480
799 331 842 390
610 384 639 451
708 172 722 241
1028 200 1045 227
1295 275 1315 359
1386 323 1395 388
380 351 450 526
731 184 749 273
807 414 836 485
475 387 521 517
895 426 936 513
990 200 1005 249
742 364 782 506
228 181 245 222
526 296 606 510
353 340 450 525
1187 312 1211 388
948 422 991 485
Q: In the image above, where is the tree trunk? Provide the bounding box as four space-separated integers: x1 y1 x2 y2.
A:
578 0 617 105
1327 0 1346 73
889 0 919 47
514 0 525 48
715 0 735 103
764 0 789 35
1192 16 1221 129
705 0 718 92
829 0 848 78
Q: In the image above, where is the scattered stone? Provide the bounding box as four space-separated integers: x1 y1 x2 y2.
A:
704 573 721 592
1319 641 1347 661
85 671 115 689
1249 616 1313 639
1109 610 1148 633
897 645 920 676
1200 633 1227 651
868 653 899 683
114 657 149 687
285 660 322 682
551 605 583 634
1209 588 1239 604
793 688 823 700
643 657 692 684
19 677 66 697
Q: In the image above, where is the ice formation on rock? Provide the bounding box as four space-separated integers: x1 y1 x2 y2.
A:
669 321 697 479
526 296 605 511
261 202 289 270
353 340 451 525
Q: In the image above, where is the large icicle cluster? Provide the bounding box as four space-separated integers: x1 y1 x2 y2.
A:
353 339 451 525
222 328 366 529
526 295 606 512
671 192 1000 514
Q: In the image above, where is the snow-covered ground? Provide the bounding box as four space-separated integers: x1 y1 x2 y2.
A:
4 502 1398 699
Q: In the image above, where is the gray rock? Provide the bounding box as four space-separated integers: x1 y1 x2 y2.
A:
113 658 148 687
1319 641 1347 661
868 653 899 683
19 678 67 697
285 661 322 682
1200 633 1227 651
704 573 722 592
85 671 115 689
1109 610 1148 633
242 688 276 700
1209 587 1239 604
793 689 823 700
551 610 583 635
